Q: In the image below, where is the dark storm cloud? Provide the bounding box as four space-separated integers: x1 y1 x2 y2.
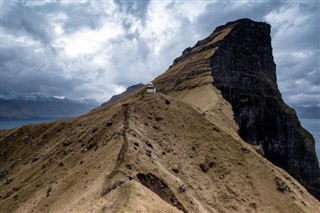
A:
0 0 319 106
1 45 79 98
2 2 55 45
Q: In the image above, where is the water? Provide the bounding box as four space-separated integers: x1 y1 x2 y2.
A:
0 118 65 130
299 118 320 161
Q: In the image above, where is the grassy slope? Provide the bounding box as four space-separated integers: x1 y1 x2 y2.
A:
1 93 319 213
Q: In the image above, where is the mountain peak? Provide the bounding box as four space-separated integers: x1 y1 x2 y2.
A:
154 18 320 199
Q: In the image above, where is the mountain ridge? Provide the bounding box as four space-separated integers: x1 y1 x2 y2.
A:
153 18 320 199
101 83 145 106
0 18 319 212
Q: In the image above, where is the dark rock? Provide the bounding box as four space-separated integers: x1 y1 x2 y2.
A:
0 169 8 179
144 122 148 126
212 127 220 132
275 177 291 193
32 156 39 163
152 125 160 130
146 149 152 157
208 162 216 168
13 187 20 192
47 186 52 196
182 47 192 55
241 148 250 154
62 140 72 146
255 146 265 156
165 99 171 105
155 116 163 121
249 202 257 209
126 164 132 170
179 185 187 193
111 179 125 190
199 164 209 173
91 127 98 133
122 103 129 107
6 177 13 184
106 120 113 126
145 140 153 149
172 168 179 173
23 135 29 144
133 142 139 147
58 162 64 167
86 142 97 150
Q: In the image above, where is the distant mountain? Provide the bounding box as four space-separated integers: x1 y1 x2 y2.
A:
101 83 145 106
0 94 99 120
294 105 320 119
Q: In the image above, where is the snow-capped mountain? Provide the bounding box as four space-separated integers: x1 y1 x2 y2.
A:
11 94 99 106
0 94 99 120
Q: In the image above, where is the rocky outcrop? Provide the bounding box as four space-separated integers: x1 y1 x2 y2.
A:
208 19 320 199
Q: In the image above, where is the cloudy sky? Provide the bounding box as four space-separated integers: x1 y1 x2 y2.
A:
1 0 319 106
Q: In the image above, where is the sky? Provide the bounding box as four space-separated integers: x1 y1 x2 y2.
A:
0 0 319 106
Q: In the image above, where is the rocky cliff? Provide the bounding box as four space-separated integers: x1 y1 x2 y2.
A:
155 18 320 199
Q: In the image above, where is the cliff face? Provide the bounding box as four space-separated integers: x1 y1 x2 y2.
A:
154 19 320 199
209 19 320 199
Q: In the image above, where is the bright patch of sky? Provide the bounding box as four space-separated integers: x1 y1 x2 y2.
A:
1 0 319 106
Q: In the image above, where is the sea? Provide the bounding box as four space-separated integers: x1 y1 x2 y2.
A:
0 117 319 161
0 118 64 130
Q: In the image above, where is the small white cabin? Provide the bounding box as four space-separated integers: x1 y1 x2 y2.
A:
147 82 156 94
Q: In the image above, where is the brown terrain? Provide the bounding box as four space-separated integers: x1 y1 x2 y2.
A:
1 19 320 213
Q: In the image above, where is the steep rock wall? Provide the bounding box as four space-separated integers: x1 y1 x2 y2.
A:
209 19 320 199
